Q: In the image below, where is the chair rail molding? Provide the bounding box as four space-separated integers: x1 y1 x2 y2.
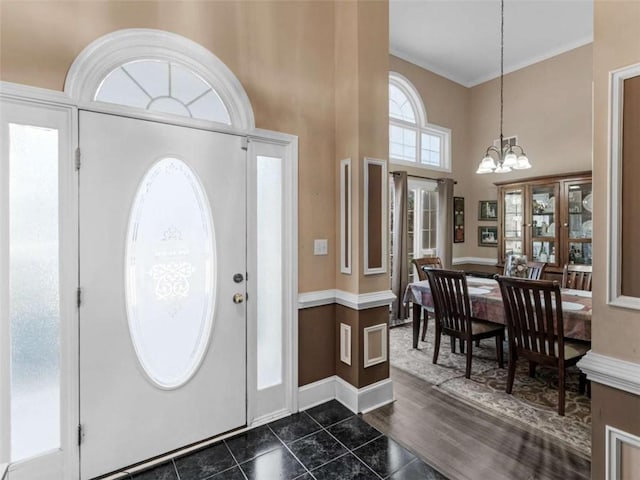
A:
297 289 396 310
578 351 640 396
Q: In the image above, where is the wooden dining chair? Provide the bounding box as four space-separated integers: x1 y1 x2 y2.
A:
411 257 444 341
562 264 592 291
503 257 547 280
425 269 504 378
526 262 547 280
412 256 444 280
496 276 590 415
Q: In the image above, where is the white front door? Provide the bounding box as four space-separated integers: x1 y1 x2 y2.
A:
78 111 246 479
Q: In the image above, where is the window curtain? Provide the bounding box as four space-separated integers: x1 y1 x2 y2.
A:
437 178 455 268
391 171 409 321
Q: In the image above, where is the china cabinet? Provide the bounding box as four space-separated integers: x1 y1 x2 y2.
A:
495 171 592 280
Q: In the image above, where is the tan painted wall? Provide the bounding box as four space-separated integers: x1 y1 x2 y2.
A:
591 1 640 478
388 56 471 260
466 44 593 260
334 1 390 295
0 0 337 294
389 46 592 263
592 0 640 363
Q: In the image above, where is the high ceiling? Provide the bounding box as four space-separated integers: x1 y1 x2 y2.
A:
390 0 593 87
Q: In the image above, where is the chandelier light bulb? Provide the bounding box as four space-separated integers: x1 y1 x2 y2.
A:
503 151 518 168
494 164 512 173
476 155 497 174
514 154 532 170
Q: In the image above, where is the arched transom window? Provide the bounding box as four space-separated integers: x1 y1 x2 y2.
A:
389 72 451 172
96 59 231 124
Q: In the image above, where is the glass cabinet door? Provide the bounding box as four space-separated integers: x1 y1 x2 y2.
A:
565 180 593 265
502 188 523 262
530 183 559 266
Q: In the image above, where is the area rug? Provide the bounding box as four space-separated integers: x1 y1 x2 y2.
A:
389 324 591 458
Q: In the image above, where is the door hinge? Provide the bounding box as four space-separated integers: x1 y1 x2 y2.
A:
75 147 81 170
241 137 249 151
77 424 84 445
76 287 82 308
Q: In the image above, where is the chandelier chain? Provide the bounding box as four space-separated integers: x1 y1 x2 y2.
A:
476 0 530 173
500 0 504 149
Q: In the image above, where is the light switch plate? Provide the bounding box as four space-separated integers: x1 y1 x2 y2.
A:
314 239 328 255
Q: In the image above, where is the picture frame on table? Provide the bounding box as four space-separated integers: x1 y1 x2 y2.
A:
478 226 498 247
454 196 464 243
478 200 498 221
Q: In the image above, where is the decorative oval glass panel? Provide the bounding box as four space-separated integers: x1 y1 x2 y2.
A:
125 158 216 389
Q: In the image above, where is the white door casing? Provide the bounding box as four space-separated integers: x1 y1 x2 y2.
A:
78 111 246 479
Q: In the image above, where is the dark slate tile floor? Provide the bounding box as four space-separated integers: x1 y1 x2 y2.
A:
121 400 447 480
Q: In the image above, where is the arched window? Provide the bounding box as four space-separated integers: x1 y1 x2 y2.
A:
96 60 231 124
64 29 255 130
389 72 451 172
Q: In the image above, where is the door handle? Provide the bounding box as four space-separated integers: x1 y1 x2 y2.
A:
233 293 244 304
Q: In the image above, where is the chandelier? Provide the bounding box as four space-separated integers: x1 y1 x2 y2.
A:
476 0 531 174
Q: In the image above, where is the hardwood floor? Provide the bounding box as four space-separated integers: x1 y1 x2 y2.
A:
363 367 591 480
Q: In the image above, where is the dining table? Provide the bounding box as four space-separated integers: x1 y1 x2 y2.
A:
404 276 592 349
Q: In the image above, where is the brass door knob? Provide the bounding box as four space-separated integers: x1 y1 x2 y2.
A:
233 293 244 304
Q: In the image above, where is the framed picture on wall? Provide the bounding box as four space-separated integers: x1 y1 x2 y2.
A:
454 196 464 243
478 200 498 221
478 226 498 247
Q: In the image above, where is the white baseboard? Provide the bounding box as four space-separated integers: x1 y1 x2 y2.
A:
452 256 497 266
298 289 396 310
298 375 394 414
578 351 640 396
298 376 337 410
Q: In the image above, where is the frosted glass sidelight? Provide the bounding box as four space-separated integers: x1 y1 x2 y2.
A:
257 156 283 390
96 60 231 124
125 158 216 389
9 124 60 461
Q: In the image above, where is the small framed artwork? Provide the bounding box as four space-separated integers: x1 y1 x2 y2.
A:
454 196 464 243
478 200 498 221
478 226 498 247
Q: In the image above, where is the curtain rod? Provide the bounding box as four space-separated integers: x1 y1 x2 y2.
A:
389 171 457 185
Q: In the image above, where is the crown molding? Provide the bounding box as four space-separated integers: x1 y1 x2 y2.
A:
391 38 593 88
